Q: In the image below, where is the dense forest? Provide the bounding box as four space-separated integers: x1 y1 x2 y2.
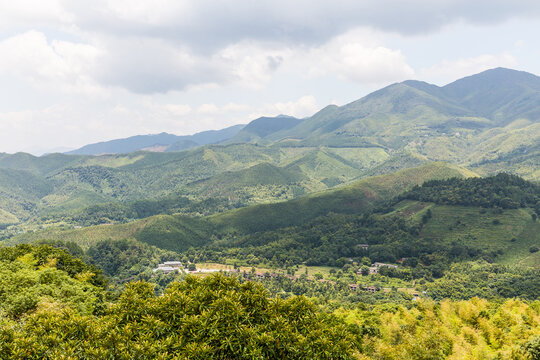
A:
402 173 540 211
0 172 538 358
0 244 538 359
40 196 241 226
0 245 361 359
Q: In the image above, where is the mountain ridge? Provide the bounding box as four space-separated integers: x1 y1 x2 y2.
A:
67 124 245 155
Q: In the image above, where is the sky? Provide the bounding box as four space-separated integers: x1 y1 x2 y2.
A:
0 1 539 154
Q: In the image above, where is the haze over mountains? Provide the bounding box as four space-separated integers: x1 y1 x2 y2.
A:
68 124 246 155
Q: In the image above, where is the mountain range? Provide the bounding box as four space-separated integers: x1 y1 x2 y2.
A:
0 67 538 231
65 67 539 179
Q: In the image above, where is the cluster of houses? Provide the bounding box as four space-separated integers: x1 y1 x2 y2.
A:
152 261 184 274
152 260 421 299
357 262 399 275
346 262 400 293
348 284 380 293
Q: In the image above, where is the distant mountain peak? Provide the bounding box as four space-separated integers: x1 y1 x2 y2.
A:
444 67 540 89
224 115 301 143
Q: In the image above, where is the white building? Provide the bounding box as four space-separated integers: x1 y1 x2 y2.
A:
153 266 177 274
162 261 183 268
153 260 184 274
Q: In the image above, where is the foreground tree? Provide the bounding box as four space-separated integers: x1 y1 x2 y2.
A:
0 271 361 359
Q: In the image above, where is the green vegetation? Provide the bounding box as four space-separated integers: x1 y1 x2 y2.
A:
7 172 537 310
7 171 537 272
0 255 362 359
0 244 537 359
0 244 105 318
86 238 177 280
2 68 540 228
426 262 539 300
0 144 389 228
402 173 539 209
340 298 540 360
0 67 539 359
209 162 473 234
6 162 473 249
224 115 300 143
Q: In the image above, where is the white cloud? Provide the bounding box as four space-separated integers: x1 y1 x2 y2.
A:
0 0 72 30
0 105 87 153
222 103 251 113
0 31 103 94
60 1 540 48
419 53 518 85
0 3 531 95
86 36 289 93
306 30 414 84
218 42 289 89
100 0 191 25
163 104 192 117
249 96 319 119
0 0 538 153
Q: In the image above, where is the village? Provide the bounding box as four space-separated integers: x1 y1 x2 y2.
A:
153 259 422 300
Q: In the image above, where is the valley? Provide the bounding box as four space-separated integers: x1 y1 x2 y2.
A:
0 68 538 359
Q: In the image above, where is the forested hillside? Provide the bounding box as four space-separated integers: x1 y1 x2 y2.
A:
263 68 540 178
0 145 390 227
6 162 473 247
7 169 539 280
0 245 538 359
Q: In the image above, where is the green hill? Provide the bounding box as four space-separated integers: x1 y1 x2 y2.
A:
1 68 539 227
6 162 475 249
0 144 304 222
264 68 540 179
440 67 540 123
0 144 389 224
6 167 539 275
209 162 475 234
203 173 539 269
268 68 540 145
183 162 310 203
0 169 54 221
0 152 84 175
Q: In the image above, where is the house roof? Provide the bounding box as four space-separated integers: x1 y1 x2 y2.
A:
163 261 183 265
153 266 176 272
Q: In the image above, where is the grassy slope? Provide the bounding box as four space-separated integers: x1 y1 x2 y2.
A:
393 200 540 267
0 152 85 175
207 162 475 233
0 169 55 220
0 145 399 224
0 145 293 220
0 208 18 224
6 163 537 270
6 162 473 249
3 217 155 249
183 162 307 197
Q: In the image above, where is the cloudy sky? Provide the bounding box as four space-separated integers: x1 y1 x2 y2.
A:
1 0 539 154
